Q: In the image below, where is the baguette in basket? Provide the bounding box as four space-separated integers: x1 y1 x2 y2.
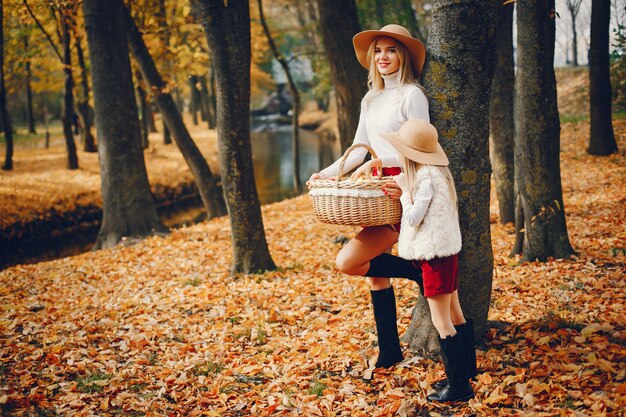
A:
308 144 402 226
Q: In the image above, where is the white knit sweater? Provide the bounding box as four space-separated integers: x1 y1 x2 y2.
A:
398 165 462 261
320 73 429 178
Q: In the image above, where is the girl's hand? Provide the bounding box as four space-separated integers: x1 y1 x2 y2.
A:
382 182 403 199
350 158 382 180
393 173 410 193
307 172 325 188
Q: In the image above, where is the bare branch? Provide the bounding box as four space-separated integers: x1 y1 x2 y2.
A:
22 0 63 62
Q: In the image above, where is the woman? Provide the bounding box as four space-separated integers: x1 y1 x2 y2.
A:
308 24 429 368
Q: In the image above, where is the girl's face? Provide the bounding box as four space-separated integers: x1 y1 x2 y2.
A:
374 37 400 76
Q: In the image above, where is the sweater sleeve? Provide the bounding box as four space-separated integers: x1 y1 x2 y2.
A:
402 87 430 123
400 175 434 227
319 102 368 178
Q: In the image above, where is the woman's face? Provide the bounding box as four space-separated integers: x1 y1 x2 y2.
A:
374 37 400 76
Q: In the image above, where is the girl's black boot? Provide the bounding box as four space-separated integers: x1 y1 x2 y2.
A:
427 333 474 403
370 287 404 368
432 319 478 390
366 253 423 290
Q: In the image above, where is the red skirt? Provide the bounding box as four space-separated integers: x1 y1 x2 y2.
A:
413 254 459 297
372 167 402 232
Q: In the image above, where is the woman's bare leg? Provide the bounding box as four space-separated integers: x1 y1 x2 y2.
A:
450 290 466 326
426 293 456 338
335 225 398 290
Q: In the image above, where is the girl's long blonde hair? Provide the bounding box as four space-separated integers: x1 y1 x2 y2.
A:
401 156 458 209
363 37 426 106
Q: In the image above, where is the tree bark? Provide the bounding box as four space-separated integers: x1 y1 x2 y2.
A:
1 3 13 171
60 15 79 169
192 0 276 274
315 0 367 152
257 0 301 194
588 0 618 155
83 0 168 250
206 68 217 129
125 7 227 219
198 76 211 124
24 36 36 134
75 33 97 153
489 2 515 224
404 0 498 350
513 0 575 261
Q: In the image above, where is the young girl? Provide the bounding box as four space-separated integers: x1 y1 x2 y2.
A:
379 118 476 403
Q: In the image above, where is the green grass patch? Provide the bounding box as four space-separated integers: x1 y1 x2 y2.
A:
75 372 112 393
193 360 224 376
560 114 589 124
538 311 585 332
309 379 328 397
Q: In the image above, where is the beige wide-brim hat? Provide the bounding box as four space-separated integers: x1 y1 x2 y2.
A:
353 24 426 77
380 119 449 166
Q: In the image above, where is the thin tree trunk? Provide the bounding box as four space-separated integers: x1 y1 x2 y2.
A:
570 6 579 66
135 68 149 149
83 0 168 250
125 7 227 219
189 75 200 125
315 0 367 152
198 76 210 123
60 15 78 169
146 100 157 133
513 0 575 261
207 68 217 129
192 0 276 274
404 0 498 350
1 3 13 171
24 36 36 134
489 1 515 224
75 33 97 153
588 0 617 155
257 0 301 193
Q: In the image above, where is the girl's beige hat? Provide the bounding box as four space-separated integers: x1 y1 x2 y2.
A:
353 24 426 76
380 119 449 166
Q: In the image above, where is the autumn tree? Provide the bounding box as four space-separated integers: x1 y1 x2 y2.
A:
1 2 13 171
23 0 79 169
257 0 301 193
403 0 498 350
73 26 97 153
512 0 575 261
192 0 276 274
83 0 168 249
124 6 226 219
357 0 424 41
587 0 618 155
315 0 367 152
565 0 584 66
489 1 515 224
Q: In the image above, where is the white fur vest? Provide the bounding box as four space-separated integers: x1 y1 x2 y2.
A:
397 165 462 260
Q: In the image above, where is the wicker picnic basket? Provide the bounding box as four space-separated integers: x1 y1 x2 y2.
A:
308 143 402 226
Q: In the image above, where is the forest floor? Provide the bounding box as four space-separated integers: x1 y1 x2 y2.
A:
1 69 626 416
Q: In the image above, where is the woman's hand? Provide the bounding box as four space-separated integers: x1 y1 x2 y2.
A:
306 172 325 188
382 181 403 199
350 158 382 180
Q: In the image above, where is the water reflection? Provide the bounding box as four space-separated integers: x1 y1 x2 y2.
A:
251 126 340 205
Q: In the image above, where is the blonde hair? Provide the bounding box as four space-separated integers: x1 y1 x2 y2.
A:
401 156 458 209
363 37 425 106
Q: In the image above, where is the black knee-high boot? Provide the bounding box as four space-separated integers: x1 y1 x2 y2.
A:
432 319 478 390
366 253 423 288
370 287 404 368
427 333 474 403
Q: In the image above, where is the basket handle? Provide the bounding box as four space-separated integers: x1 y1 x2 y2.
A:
337 143 381 181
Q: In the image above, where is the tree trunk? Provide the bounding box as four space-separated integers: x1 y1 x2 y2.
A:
404 0 498 350
125 7 227 219
489 2 515 224
570 6 579 66
189 75 199 125
24 36 36 134
588 0 617 155
315 0 367 152
61 15 79 170
192 0 276 274
146 100 157 133
135 68 149 149
1 3 13 171
198 76 210 123
83 0 168 250
206 68 217 129
75 34 97 153
513 0 575 261
257 0 301 194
